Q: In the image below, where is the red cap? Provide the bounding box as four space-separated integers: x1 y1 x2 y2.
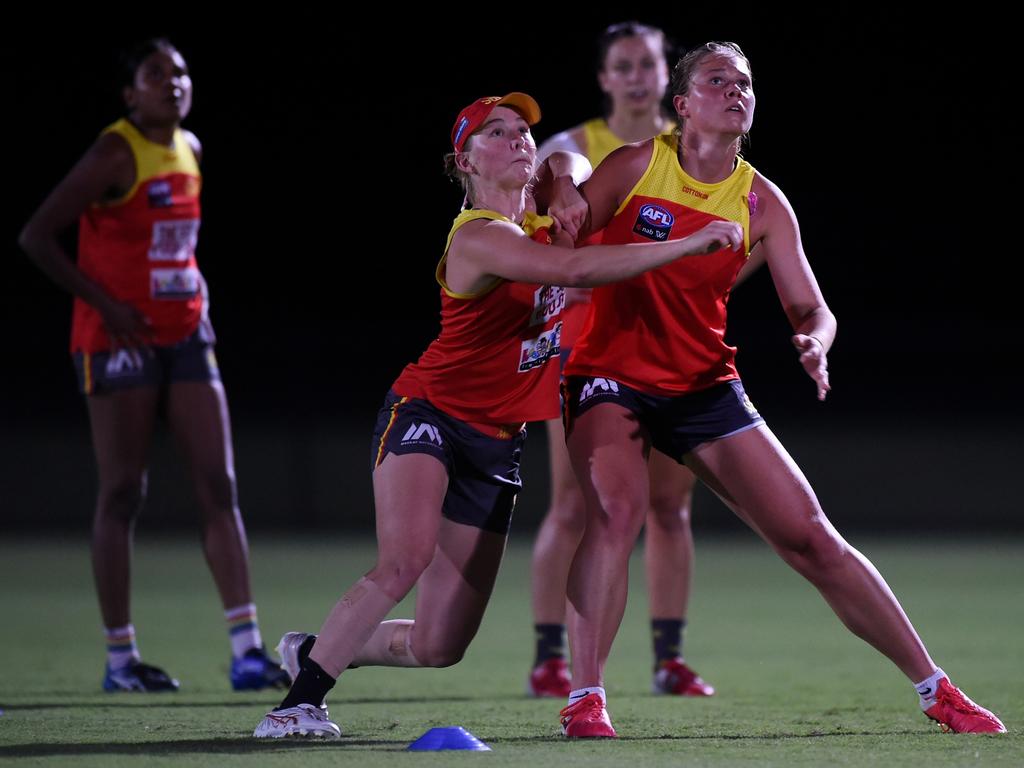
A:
450 92 541 151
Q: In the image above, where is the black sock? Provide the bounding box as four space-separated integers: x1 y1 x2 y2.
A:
534 623 566 665
277 658 336 710
651 618 685 666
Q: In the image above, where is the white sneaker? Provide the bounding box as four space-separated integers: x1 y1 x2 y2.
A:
276 631 314 682
253 703 341 739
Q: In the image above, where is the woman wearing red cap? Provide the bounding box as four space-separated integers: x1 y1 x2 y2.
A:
551 42 1006 738
253 91 745 739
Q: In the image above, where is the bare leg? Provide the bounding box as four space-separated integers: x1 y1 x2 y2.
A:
406 518 508 666
687 425 936 681
531 417 586 625
308 452 448 677
167 380 251 609
565 403 650 690
644 452 696 621
87 387 159 628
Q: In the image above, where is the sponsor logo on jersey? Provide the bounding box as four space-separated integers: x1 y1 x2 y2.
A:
633 203 674 241
151 267 201 299
519 322 561 372
149 219 200 262
529 285 566 326
681 186 709 200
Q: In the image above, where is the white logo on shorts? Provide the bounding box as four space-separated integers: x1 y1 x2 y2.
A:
402 422 443 445
740 392 759 418
579 377 620 403
105 349 144 378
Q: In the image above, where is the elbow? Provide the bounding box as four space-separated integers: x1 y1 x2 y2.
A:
561 257 595 288
18 225 42 260
816 305 837 331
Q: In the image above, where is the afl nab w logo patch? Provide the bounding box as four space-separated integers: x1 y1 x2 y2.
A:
147 180 173 208
633 204 674 241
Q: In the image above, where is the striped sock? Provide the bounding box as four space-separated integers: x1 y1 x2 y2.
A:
105 624 141 670
225 603 263 659
534 623 567 666
651 618 686 666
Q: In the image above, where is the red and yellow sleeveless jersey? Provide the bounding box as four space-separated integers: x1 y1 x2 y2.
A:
561 120 676 350
392 209 565 428
565 133 755 395
71 118 204 353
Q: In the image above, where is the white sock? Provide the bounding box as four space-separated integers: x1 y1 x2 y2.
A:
914 667 946 709
568 686 606 706
351 619 422 667
105 624 141 670
225 603 263 659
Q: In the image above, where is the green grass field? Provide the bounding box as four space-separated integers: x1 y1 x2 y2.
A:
1 535 1020 767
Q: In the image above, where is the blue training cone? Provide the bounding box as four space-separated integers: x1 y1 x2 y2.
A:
407 726 491 751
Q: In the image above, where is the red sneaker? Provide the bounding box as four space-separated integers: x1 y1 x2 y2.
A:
924 678 1006 733
652 657 715 696
560 692 617 738
527 658 571 698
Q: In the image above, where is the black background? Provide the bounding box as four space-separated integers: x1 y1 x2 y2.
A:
3 9 1016 533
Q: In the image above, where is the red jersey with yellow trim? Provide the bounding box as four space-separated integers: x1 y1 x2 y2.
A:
565 133 755 395
557 120 675 350
391 209 565 426
71 118 204 353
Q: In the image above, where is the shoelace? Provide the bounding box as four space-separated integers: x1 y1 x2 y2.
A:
933 686 995 732
937 687 979 714
300 703 332 722
560 695 603 723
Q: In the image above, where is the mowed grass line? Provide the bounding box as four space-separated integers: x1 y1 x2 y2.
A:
1 536 1020 767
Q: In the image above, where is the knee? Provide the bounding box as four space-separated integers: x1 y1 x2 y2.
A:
648 488 693 531
414 640 466 669
370 550 434 598
590 494 646 553
96 472 147 522
194 468 238 516
777 518 848 579
545 489 587 536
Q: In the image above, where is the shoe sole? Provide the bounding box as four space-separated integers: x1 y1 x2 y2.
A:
255 728 340 739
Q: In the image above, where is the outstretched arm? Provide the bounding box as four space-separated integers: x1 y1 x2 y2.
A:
751 173 835 401
445 216 743 295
